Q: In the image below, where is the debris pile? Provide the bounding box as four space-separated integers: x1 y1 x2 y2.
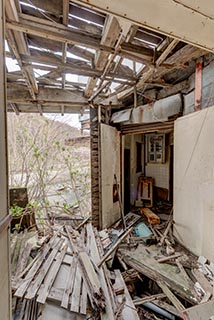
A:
12 218 139 320
11 210 214 320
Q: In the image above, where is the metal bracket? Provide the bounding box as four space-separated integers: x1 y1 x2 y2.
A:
0 214 12 234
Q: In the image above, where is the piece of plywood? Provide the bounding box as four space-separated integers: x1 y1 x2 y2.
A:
182 300 214 320
101 124 120 228
174 107 214 262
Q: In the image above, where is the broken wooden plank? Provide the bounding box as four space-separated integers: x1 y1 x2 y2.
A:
157 281 185 312
25 239 63 300
78 250 105 311
98 227 133 268
114 269 140 320
176 258 196 293
152 299 182 318
120 248 196 304
61 256 78 309
133 293 166 306
14 235 62 298
159 219 174 246
157 252 182 263
75 215 91 231
48 287 63 303
36 244 68 304
15 240 33 278
140 208 160 225
70 264 82 313
192 269 213 303
86 223 115 320
79 279 88 315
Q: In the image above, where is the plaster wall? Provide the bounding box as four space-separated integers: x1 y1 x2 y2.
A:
174 107 214 261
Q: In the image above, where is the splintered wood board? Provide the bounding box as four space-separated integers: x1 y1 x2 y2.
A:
70 264 82 313
114 269 140 320
79 280 88 315
25 239 63 300
61 257 78 309
86 223 115 320
15 235 62 298
37 244 68 304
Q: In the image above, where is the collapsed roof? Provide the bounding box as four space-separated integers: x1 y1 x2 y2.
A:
5 0 207 115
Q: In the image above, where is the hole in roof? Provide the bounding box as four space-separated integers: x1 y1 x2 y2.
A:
66 74 79 82
110 82 120 92
6 57 21 72
78 76 89 83
29 45 50 53
122 58 133 68
20 1 45 12
77 46 96 54
66 51 89 62
5 40 10 52
33 69 50 77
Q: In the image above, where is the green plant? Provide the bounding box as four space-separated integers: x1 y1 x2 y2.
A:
11 205 23 217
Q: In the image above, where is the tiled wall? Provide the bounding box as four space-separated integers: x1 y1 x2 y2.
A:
145 163 169 189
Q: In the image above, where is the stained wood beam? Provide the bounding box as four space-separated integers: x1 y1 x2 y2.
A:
7 103 88 114
7 84 87 105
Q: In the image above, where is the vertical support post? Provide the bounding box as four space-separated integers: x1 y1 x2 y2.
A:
0 0 11 319
194 58 203 111
90 106 100 228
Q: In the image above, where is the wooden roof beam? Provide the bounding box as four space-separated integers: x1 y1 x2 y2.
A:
84 15 121 98
27 35 94 61
7 103 89 114
18 52 137 81
6 0 38 99
62 0 70 90
6 16 154 63
118 42 206 100
7 84 88 106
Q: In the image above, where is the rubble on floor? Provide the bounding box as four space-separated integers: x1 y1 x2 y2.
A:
11 210 214 320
